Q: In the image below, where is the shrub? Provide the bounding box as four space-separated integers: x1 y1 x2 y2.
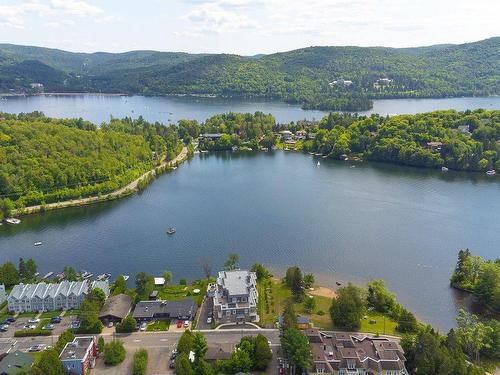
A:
132 348 148 375
116 315 137 333
104 340 126 366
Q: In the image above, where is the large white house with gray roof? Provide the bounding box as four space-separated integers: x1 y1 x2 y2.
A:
212 269 259 324
7 280 109 313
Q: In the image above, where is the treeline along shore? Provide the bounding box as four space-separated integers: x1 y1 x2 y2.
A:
0 108 499 219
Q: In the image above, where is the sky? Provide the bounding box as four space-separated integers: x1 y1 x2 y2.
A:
0 0 499 55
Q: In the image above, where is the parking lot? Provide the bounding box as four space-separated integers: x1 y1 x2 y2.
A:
0 314 75 340
196 296 213 330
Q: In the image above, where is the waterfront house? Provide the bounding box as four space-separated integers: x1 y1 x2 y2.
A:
0 351 33 375
0 285 5 305
306 330 408 374
200 133 223 141
426 141 443 152
132 298 197 322
211 269 259 324
279 130 293 141
98 294 134 325
60 337 96 375
7 280 109 313
329 79 353 87
297 315 311 329
154 277 165 287
295 130 307 140
457 125 471 135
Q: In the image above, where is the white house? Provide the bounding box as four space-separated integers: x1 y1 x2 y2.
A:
7 280 109 313
0 284 6 304
212 270 259 324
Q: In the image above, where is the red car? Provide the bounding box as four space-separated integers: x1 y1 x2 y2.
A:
177 320 183 328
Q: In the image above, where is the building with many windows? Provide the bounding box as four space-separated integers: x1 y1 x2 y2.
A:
7 280 109 313
212 269 259 324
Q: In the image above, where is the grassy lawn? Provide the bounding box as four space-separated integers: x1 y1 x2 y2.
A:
36 319 51 330
146 320 170 332
39 311 60 319
258 278 400 336
63 309 79 317
156 279 209 306
16 311 37 318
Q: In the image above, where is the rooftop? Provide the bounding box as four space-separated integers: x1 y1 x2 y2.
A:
217 270 256 296
60 337 94 362
132 298 197 320
0 350 33 374
99 293 134 320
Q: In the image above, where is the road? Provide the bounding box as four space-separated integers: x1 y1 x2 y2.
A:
13 146 188 215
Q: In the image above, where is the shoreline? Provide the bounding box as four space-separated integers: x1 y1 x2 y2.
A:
12 146 189 217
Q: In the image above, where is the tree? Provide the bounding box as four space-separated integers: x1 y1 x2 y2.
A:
175 353 194 375
251 263 270 281
135 272 154 299
304 296 316 313
25 258 37 281
63 266 78 281
303 273 315 289
397 308 418 333
200 258 212 279
34 349 63 375
224 253 239 271
456 309 493 362
163 270 173 285
98 336 105 353
285 266 304 300
283 299 297 330
78 299 103 333
281 328 312 373
192 332 208 367
55 330 75 353
88 287 106 309
367 279 396 313
330 283 366 330
178 329 195 355
18 258 26 280
104 340 126 366
254 334 272 370
474 262 500 310
132 348 148 375
0 261 19 287
116 314 137 333
112 275 129 295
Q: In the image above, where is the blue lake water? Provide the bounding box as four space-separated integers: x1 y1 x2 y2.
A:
0 95 499 331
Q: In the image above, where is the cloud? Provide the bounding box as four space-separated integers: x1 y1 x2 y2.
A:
49 0 103 17
46 19 75 28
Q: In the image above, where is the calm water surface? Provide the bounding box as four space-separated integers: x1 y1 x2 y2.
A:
1 94 499 124
0 152 499 331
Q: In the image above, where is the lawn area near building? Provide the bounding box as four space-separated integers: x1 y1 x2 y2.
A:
145 320 170 332
39 311 60 319
257 277 400 336
156 279 209 306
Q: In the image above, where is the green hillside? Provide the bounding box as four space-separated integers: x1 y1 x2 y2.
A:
0 37 499 110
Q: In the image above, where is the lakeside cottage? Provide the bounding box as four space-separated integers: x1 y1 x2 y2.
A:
132 298 197 322
211 269 259 324
7 280 109 313
98 293 134 325
306 329 408 374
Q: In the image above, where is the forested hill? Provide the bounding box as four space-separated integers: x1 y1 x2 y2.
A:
0 37 499 111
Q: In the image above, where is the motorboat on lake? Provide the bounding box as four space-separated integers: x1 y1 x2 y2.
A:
34 242 42 246
4 218 21 225
441 167 449 172
166 227 176 235
486 170 496 176
97 273 111 281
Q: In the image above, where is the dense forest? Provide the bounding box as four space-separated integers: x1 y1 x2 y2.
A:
194 109 500 172
451 250 500 312
0 112 182 215
0 37 499 110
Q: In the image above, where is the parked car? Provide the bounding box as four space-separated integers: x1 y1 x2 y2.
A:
169 358 176 369
28 345 45 352
0 324 9 332
171 349 178 359
50 316 62 324
108 322 114 328
42 324 55 330
183 320 189 328
6 317 16 323
206 317 212 324
23 325 36 330
177 320 183 328
140 322 147 331
28 318 40 324
70 320 81 329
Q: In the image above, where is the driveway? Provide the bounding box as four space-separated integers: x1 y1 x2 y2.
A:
196 297 213 330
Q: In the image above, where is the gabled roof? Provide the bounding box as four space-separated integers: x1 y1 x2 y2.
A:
99 294 134 320
0 350 33 374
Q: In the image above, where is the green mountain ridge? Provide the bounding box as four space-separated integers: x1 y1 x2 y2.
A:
0 37 499 110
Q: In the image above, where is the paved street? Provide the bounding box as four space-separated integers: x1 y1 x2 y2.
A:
1 329 282 374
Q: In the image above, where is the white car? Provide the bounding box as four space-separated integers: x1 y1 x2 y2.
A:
206 317 212 324
28 318 40 324
139 322 147 331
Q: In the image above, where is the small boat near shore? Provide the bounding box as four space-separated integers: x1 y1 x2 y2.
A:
42 272 54 279
166 227 176 235
441 167 449 172
486 170 496 176
97 273 111 281
81 271 93 279
123 275 130 281
317 161 320 166
4 218 21 225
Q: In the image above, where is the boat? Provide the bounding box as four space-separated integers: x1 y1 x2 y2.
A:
441 167 449 172
317 161 320 166
4 218 21 225
97 273 111 281
34 242 42 246
166 227 176 235
486 170 496 176
123 275 130 281
42 272 54 279
81 271 93 279
336 282 342 286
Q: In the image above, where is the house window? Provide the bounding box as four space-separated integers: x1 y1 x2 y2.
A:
232 310 236 315
242 297 247 302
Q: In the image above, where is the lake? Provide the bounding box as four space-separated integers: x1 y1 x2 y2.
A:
0 151 499 331
1 94 499 124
